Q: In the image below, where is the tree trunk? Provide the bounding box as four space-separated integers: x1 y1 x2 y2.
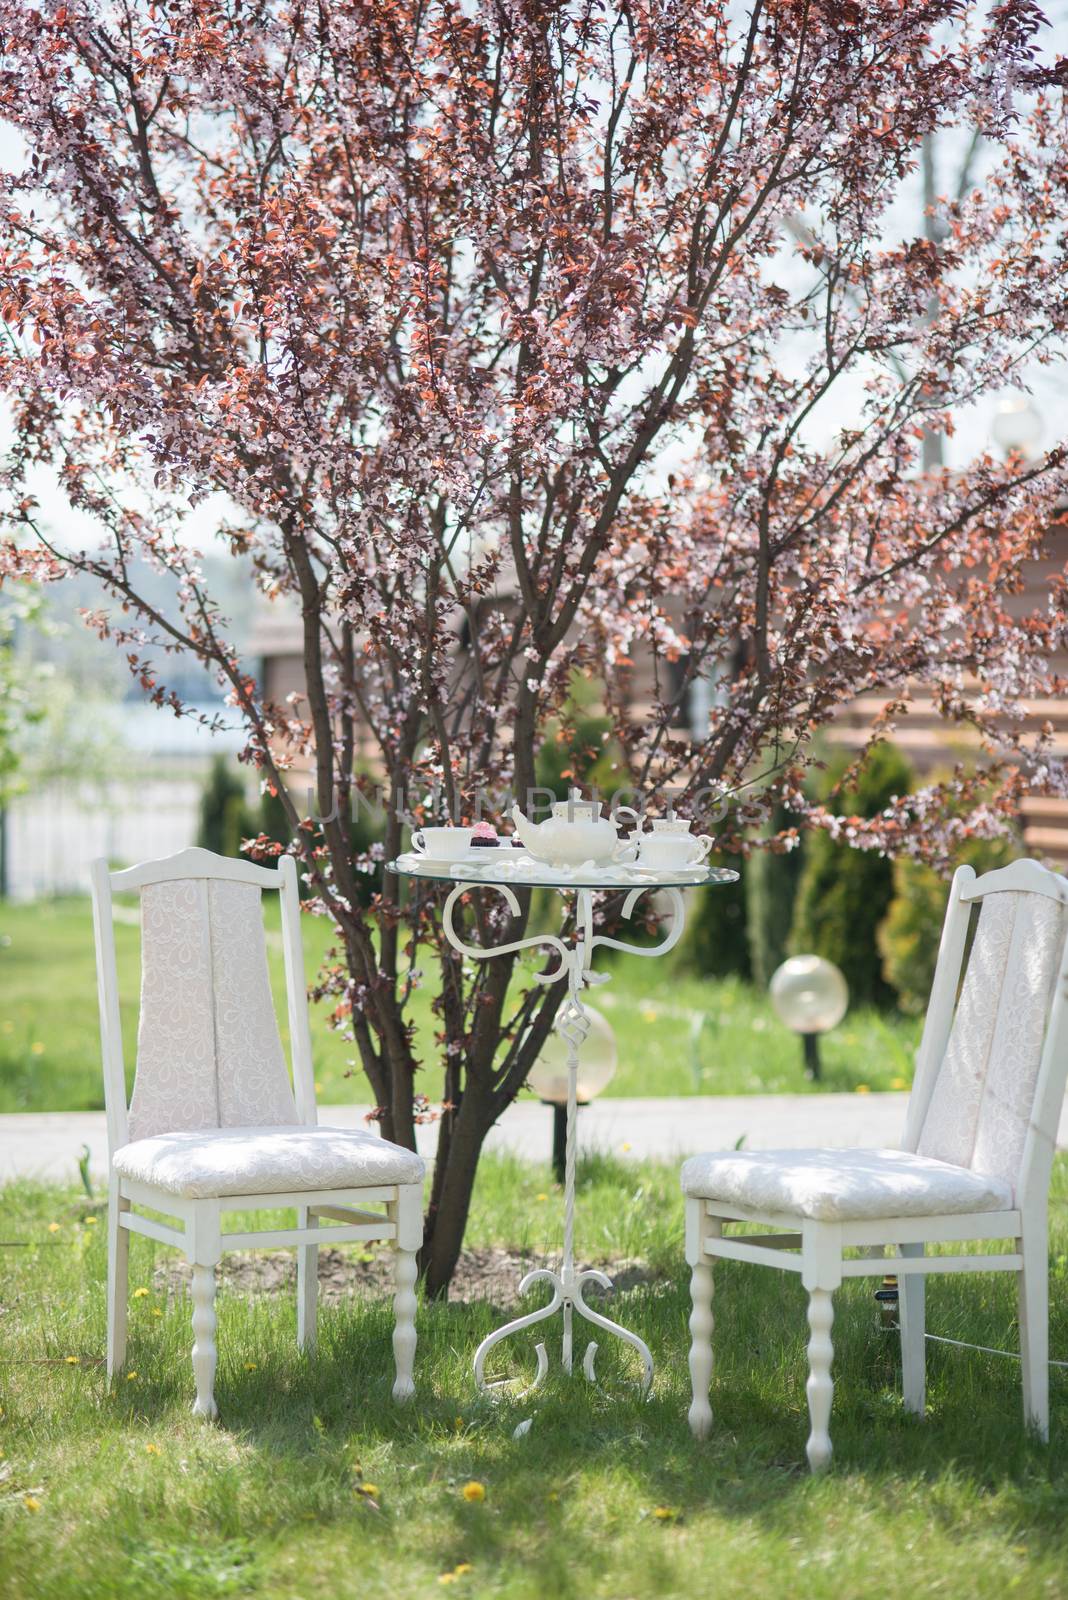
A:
420 1090 490 1298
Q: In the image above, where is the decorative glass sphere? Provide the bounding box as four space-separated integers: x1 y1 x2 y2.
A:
528 1005 617 1105
769 955 848 1035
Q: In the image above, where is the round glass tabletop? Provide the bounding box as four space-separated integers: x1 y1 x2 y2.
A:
387 857 740 892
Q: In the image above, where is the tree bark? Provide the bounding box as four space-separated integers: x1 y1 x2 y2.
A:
420 1087 492 1297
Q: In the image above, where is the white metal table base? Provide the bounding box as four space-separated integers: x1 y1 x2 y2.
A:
443 881 687 1395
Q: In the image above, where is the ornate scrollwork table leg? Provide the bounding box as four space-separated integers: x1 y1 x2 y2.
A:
444 881 686 1396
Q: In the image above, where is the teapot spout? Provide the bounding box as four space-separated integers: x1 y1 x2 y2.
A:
511 803 540 851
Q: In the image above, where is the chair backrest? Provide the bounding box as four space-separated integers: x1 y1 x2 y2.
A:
903 858 1068 1211
90 847 316 1154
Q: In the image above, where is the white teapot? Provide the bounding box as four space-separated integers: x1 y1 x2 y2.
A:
511 790 638 868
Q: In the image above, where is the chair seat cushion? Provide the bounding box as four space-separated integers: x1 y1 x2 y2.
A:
113 1125 425 1199
679 1147 1013 1222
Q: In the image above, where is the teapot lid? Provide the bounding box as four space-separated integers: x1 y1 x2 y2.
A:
552 787 602 819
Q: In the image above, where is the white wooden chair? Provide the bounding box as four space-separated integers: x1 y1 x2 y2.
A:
91 846 425 1418
682 858 1068 1471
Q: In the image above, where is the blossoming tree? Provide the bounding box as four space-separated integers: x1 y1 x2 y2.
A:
2 0 1066 1291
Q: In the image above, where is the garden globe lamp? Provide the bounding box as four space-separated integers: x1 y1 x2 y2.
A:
769 955 848 1082
529 1005 617 1182
991 395 1043 461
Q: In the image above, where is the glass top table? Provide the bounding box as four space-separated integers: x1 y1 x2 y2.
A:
388 852 739 1399
387 856 740 891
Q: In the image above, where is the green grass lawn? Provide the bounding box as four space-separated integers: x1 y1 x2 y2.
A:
0 897 921 1113
0 1155 1066 1599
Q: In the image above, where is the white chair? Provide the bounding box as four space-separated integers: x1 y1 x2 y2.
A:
682 858 1068 1471
91 846 425 1418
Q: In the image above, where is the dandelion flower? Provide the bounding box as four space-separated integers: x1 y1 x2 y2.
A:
653 1506 676 1521
357 1483 379 1497
126 1371 138 1381
854 1085 871 1096
145 1443 160 1455
132 1287 150 1299
84 1216 98 1226
151 1308 162 1318
64 1355 79 1366
891 1076 909 1090
244 1362 257 1371
461 1481 485 1503
47 1222 60 1234
24 1496 41 1513
30 1042 45 1055
535 1192 548 1203
438 1576 457 1587
454 1564 473 1576
621 1142 632 1153
640 1008 657 1023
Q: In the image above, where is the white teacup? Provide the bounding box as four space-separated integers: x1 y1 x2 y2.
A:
410 826 475 860
637 830 713 869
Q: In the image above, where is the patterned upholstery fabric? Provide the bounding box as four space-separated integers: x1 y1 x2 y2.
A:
113 1125 425 1198
917 889 1065 1193
679 1147 1012 1221
128 879 298 1140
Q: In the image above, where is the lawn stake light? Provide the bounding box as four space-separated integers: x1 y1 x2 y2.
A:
529 1005 617 1183
769 955 848 1082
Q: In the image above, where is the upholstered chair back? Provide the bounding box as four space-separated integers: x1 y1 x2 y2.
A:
128 875 298 1141
910 862 1068 1202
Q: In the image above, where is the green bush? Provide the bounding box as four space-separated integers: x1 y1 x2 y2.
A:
259 780 292 847
256 777 384 906
536 714 625 807
746 804 805 991
789 743 913 1007
878 835 1019 1013
682 851 750 979
196 755 256 858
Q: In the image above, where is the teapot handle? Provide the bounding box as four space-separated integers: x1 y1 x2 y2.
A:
612 804 641 829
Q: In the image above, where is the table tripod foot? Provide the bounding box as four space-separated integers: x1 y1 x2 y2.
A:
473 1272 561 1393
574 1272 654 1394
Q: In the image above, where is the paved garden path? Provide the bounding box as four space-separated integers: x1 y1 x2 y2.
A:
3 1095 1067 1187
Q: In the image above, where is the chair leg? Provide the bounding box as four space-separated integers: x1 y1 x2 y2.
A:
390 1185 422 1403
802 1224 841 1474
898 1241 926 1417
190 1264 219 1420
684 1202 720 1440
1019 1225 1049 1441
106 1172 129 1381
805 1288 835 1473
391 1246 418 1403
297 1204 318 1354
687 1256 715 1440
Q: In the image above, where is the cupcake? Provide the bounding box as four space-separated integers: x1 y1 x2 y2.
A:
470 821 499 849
